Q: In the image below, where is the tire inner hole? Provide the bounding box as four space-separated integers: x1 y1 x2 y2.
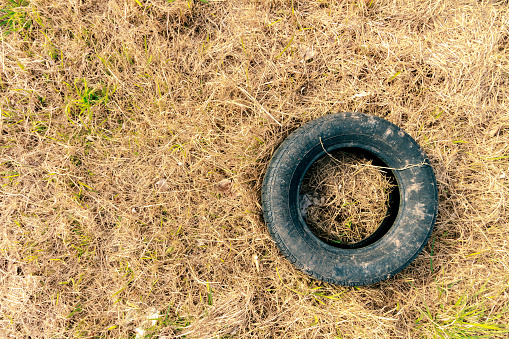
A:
300 149 398 247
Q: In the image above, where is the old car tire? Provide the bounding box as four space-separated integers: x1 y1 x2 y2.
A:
262 112 438 286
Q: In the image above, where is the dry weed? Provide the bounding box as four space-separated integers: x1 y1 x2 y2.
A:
1 0 509 338
301 151 394 245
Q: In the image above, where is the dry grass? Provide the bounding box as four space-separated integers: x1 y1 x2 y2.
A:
1 0 509 338
301 151 393 245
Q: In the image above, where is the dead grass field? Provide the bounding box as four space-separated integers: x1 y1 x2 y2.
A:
1 0 509 337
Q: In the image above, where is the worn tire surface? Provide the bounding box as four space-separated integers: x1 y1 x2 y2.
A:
262 112 438 286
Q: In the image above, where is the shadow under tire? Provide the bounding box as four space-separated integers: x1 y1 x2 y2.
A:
262 112 438 286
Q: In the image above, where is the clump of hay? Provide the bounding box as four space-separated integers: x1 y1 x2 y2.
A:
301 151 394 244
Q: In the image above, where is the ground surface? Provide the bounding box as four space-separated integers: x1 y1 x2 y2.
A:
301 151 393 245
1 0 509 338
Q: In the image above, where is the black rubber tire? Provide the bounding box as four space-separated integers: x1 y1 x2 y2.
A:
262 112 438 286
